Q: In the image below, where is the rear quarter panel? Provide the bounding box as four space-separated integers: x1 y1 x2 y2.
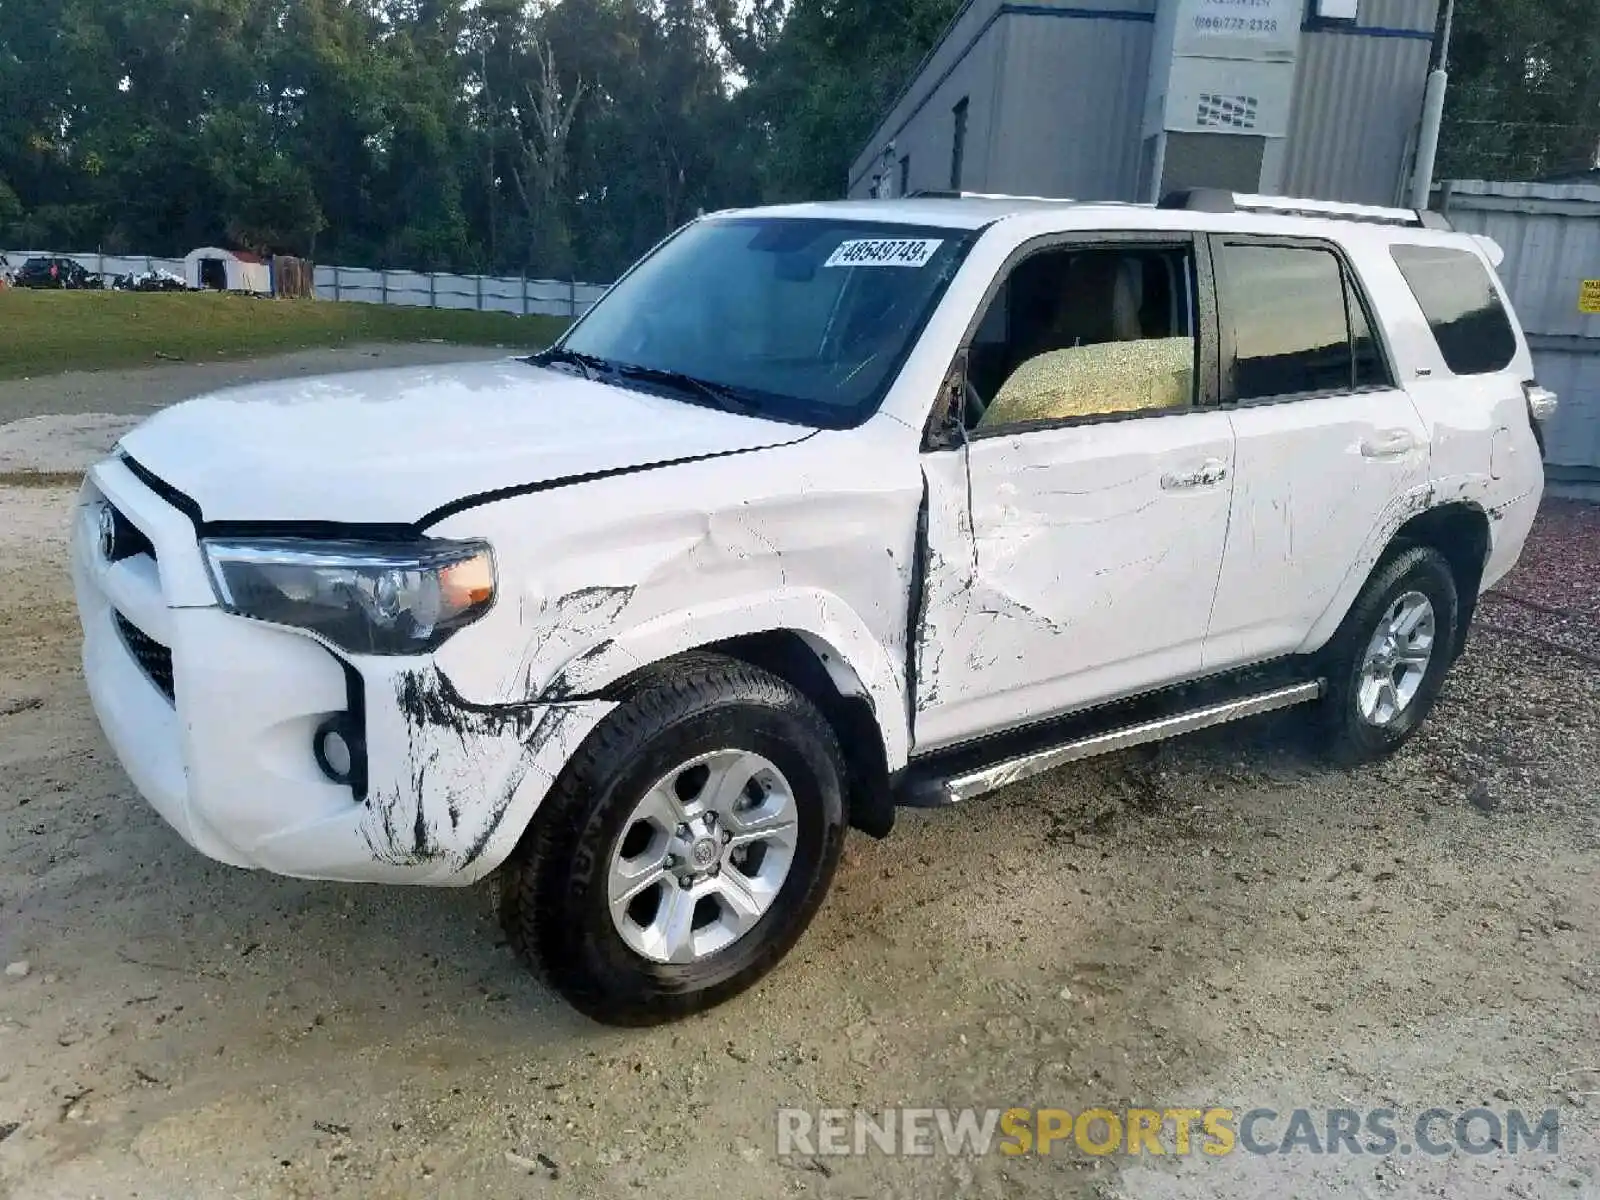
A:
1297 231 1544 652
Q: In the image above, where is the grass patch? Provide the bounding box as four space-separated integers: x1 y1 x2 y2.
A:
0 470 84 487
0 290 570 380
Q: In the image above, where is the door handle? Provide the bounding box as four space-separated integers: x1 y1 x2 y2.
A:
1161 458 1229 490
1361 430 1417 459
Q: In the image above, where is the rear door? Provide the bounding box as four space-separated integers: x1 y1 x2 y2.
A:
1203 236 1429 671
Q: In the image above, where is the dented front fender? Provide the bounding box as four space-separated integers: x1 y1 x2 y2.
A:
425 423 925 773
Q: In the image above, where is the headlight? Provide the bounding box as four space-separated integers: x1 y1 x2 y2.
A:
201 537 496 655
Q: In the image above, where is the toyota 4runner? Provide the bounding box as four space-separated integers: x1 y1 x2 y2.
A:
72 190 1557 1025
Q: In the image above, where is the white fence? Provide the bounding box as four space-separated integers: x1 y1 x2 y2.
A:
2 249 608 319
2 249 187 278
315 265 608 318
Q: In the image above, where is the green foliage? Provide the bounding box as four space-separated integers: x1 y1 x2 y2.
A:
1439 0 1600 180
735 0 962 201
1 0 1593 280
0 177 20 228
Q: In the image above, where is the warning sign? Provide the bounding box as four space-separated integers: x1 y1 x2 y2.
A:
1582 280 1600 315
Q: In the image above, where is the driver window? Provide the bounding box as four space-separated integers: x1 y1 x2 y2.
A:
965 244 1198 431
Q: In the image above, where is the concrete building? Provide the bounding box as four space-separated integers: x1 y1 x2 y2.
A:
849 0 1440 208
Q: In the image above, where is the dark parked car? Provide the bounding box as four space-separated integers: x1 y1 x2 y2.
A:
14 256 102 289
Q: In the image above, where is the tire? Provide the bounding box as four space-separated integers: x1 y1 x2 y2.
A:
1315 544 1460 764
500 654 848 1026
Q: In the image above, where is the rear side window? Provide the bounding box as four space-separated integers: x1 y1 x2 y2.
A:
1389 244 1518 376
1217 242 1389 401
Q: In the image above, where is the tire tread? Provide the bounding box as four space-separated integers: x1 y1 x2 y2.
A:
1314 544 1459 765
499 652 845 1025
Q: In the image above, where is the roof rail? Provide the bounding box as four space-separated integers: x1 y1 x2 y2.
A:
1159 189 1454 231
904 189 1078 203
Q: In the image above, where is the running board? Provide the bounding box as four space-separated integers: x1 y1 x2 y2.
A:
903 681 1324 807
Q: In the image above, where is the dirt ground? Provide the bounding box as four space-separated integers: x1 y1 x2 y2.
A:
0 354 1596 1199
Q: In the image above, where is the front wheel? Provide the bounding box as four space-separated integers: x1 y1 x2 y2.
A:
500 654 848 1026
1315 544 1460 764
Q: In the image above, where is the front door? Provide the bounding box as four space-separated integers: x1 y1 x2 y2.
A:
912 237 1236 752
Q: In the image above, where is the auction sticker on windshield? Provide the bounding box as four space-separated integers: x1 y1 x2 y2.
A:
825 239 945 268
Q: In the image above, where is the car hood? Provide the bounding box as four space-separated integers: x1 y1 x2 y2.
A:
117 358 813 527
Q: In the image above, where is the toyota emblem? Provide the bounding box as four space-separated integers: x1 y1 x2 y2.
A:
96 503 118 561
690 838 719 868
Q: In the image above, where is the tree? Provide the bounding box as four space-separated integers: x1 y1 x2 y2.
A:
7 0 1587 280
506 37 586 275
1440 0 1600 180
734 0 961 201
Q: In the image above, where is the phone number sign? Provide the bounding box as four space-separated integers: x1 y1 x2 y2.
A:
1179 0 1300 51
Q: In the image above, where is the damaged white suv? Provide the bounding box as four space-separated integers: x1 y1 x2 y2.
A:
73 191 1554 1024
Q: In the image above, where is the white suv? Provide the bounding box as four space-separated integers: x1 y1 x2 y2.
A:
72 190 1555 1024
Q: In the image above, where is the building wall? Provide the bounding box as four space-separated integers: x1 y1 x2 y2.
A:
847 0 1008 198
847 0 1159 200
853 0 1439 208
1442 180 1600 481
1281 0 1438 205
988 2 1157 200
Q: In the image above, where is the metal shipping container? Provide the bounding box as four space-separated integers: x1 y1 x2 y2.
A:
1442 180 1600 486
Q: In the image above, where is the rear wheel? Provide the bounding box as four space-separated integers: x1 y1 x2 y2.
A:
500 654 847 1026
1315 544 1459 764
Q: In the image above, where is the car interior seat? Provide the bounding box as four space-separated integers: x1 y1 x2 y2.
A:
979 254 1193 428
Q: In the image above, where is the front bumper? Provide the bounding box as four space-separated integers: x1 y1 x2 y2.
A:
71 458 614 886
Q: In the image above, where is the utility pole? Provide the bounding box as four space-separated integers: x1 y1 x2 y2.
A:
1409 0 1456 210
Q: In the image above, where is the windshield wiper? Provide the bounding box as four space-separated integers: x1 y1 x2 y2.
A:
529 345 612 381
609 363 762 416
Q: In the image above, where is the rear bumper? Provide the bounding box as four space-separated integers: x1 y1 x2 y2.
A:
72 459 613 885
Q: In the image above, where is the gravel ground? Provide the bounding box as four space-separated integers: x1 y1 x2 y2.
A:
1478 500 1600 665
0 368 1596 1198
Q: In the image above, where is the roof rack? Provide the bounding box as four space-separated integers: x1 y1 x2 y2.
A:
1159 188 1453 231
903 189 1076 203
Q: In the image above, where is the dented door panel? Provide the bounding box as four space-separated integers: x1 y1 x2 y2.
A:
913 414 1236 752
1204 390 1430 670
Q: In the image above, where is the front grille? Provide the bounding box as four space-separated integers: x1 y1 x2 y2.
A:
114 612 175 703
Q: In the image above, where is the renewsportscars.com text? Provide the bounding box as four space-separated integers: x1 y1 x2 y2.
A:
776 1106 1561 1158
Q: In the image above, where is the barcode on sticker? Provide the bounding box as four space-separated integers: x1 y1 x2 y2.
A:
824 238 944 268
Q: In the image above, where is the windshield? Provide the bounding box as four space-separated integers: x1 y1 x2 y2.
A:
555 217 975 427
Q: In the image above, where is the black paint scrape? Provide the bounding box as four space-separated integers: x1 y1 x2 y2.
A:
365 669 590 869
537 638 615 701
529 584 636 700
